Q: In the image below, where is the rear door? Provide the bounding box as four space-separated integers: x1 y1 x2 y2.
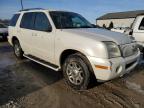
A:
9 14 20 43
18 12 36 55
31 12 55 63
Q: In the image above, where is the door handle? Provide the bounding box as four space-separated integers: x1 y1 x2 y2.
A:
34 34 37 36
17 30 21 33
32 33 37 36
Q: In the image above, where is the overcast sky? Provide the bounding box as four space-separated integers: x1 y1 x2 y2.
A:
0 0 144 23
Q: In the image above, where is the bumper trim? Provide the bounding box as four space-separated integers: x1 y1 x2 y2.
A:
87 51 140 81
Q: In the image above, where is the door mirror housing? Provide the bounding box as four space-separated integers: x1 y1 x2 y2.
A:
46 26 52 32
124 28 133 36
91 24 97 28
139 26 144 30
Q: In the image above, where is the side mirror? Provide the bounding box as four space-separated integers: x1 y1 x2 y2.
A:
91 24 97 28
139 26 144 30
47 26 52 32
124 28 133 36
129 30 133 35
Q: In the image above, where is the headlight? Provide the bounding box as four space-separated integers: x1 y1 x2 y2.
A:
103 42 121 58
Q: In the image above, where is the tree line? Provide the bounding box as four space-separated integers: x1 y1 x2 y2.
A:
0 19 10 25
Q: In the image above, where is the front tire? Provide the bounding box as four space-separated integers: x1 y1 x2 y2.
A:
13 40 24 59
63 53 90 90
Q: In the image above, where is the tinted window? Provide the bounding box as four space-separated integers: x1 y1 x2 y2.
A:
49 13 61 29
20 12 35 29
10 14 20 26
139 18 144 30
34 13 51 31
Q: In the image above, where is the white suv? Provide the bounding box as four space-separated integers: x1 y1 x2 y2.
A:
8 8 140 90
124 15 144 52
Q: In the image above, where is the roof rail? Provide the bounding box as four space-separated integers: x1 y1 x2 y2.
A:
19 8 45 12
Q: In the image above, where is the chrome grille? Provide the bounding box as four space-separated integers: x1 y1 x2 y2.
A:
120 43 138 57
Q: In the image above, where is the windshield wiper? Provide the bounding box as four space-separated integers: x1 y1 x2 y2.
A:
61 26 94 29
80 26 93 28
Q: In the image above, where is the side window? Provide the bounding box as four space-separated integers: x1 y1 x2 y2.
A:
34 13 52 31
139 18 144 30
10 14 20 26
20 12 35 29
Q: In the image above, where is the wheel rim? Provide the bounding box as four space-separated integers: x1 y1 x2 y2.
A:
14 44 20 56
66 62 84 85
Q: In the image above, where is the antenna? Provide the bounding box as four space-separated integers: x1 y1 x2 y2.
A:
20 0 24 10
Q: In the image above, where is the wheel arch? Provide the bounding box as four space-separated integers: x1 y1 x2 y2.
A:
11 36 19 45
60 49 94 74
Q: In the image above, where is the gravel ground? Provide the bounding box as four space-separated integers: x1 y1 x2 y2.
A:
0 42 144 108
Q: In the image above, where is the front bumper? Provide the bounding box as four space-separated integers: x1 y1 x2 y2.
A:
0 33 8 39
0 35 2 39
87 50 140 81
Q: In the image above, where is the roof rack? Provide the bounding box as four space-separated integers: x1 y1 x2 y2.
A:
19 8 45 12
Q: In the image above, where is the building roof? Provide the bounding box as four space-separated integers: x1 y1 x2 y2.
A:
97 10 144 20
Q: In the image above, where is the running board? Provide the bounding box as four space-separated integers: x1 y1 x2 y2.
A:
23 54 60 71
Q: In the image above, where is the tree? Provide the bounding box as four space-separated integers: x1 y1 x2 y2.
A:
0 19 10 25
20 0 24 10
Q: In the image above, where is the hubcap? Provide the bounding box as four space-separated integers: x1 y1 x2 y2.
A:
14 44 20 56
66 62 84 85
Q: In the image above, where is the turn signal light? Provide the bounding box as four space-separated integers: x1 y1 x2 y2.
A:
95 65 111 70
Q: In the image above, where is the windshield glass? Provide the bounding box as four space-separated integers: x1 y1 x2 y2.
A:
49 11 93 29
0 24 7 28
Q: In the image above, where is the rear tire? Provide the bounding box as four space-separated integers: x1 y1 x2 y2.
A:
13 40 24 59
63 53 90 90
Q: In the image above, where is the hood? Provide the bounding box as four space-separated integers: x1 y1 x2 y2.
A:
0 28 8 33
62 28 132 45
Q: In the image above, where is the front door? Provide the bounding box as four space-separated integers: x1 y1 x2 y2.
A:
31 12 55 63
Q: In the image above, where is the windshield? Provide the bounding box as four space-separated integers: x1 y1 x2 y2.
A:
49 11 93 29
0 24 7 28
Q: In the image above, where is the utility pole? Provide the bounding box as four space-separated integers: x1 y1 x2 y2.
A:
20 0 24 10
